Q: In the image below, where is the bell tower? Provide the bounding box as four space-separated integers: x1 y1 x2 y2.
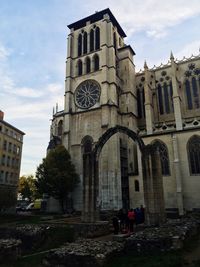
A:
60 9 137 210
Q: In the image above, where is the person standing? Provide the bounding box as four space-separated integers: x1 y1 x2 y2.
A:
128 208 135 233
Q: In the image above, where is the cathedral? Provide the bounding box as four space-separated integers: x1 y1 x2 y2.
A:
49 8 200 216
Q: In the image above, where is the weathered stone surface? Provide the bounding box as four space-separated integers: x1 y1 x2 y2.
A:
0 225 47 252
0 239 21 263
125 217 200 252
43 239 124 267
71 221 110 238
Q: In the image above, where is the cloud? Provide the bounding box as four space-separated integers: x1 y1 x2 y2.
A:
175 40 200 60
85 0 200 39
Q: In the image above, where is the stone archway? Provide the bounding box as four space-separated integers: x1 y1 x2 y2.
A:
82 125 166 225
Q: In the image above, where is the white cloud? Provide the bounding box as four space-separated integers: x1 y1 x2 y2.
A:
175 40 200 60
85 0 200 39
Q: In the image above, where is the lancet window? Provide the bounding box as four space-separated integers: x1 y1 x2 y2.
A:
152 140 170 176
187 135 200 175
184 63 200 110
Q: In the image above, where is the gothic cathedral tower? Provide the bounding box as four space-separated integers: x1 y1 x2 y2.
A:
50 9 137 211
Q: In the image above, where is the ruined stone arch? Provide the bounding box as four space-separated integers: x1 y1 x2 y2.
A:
93 125 145 160
82 125 166 225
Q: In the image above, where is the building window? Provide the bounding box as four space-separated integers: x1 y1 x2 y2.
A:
93 54 99 71
90 29 94 52
184 64 200 110
187 135 200 175
95 27 100 50
86 57 91 73
2 155 5 165
134 180 140 192
113 32 117 53
7 156 10 167
3 140 7 150
78 34 82 56
152 140 170 176
157 81 173 115
137 88 145 118
83 32 87 54
8 142 12 152
78 60 83 76
58 120 63 136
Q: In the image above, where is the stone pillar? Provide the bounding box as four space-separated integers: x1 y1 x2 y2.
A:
82 152 98 223
142 146 166 225
172 134 184 215
170 52 183 130
151 148 166 224
144 61 154 134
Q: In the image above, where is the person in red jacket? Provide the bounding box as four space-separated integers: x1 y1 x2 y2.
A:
128 208 135 233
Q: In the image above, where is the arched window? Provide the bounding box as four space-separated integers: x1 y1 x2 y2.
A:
83 32 87 54
90 29 94 52
192 77 199 108
86 57 91 74
94 54 99 71
163 82 170 114
82 136 93 154
95 27 100 50
152 140 170 176
137 88 145 118
135 180 140 192
113 32 117 53
185 79 193 109
78 60 83 76
187 135 200 175
78 34 82 56
157 84 164 115
58 120 63 136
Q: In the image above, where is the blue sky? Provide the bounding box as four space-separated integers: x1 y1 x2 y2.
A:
0 0 200 175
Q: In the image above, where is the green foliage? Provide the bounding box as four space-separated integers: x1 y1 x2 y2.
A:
35 145 79 212
18 175 39 201
0 186 16 212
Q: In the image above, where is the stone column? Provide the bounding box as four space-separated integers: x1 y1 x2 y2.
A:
172 134 184 215
151 148 166 224
144 61 154 134
142 146 166 225
170 52 183 130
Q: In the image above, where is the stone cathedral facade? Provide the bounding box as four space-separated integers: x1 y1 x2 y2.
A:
49 8 200 215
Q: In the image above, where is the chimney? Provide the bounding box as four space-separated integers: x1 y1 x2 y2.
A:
0 110 4 120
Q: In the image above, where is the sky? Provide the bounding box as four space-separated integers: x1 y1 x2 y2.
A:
0 0 200 176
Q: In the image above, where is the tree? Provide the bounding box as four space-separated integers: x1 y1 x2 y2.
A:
35 145 79 213
18 175 39 201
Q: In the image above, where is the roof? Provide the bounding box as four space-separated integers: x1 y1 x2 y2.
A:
118 45 136 55
0 119 25 135
68 8 126 38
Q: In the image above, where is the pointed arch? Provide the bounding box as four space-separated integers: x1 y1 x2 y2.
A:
90 29 94 52
157 84 164 115
57 120 63 136
151 140 170 176
187 135 200 175
78 34 82 56
77 60 83 76
95 27 100 50
82 135 93 154
185 79 193 109
93 54 99 71
86 57 91 74
83 32 87 54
